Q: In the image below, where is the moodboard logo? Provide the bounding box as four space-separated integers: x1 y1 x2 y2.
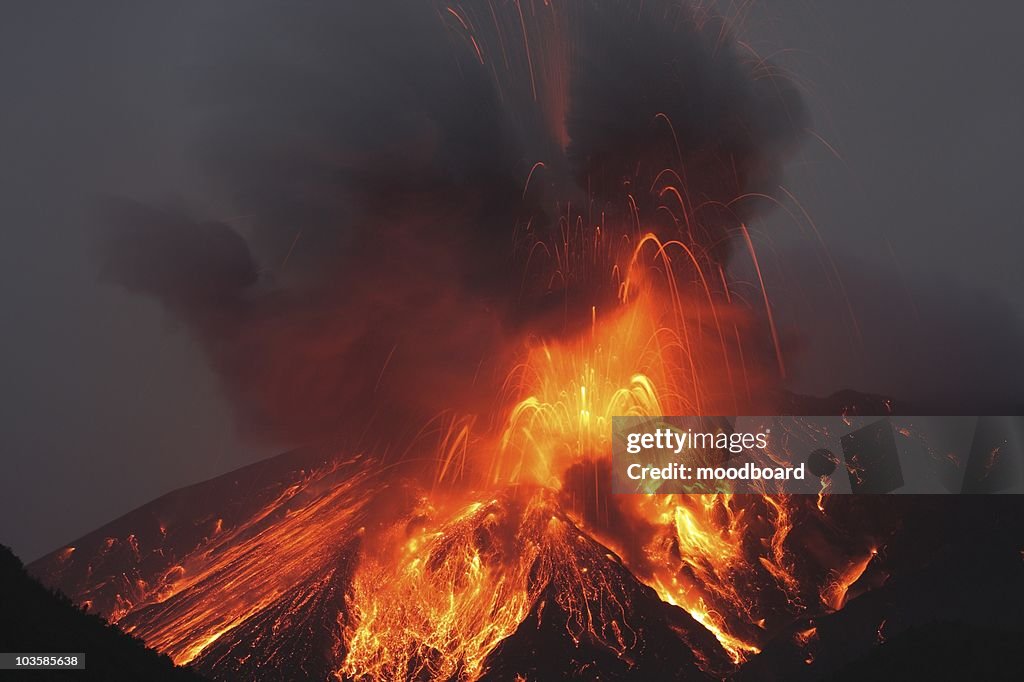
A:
611 416 1024 495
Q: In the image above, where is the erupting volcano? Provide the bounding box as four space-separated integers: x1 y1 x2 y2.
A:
22 1 1024 681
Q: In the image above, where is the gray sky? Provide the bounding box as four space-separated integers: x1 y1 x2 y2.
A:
2 2 1023 561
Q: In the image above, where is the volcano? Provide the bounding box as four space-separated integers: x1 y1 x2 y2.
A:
28 426 1024 681
28 446 729 681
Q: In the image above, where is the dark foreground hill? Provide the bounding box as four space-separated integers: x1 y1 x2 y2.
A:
0 544 207 681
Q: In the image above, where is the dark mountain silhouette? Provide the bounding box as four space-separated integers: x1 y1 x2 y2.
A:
0 544 207 681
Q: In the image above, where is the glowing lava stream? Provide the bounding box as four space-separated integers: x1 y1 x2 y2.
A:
114 457 376 665
342 490 641 681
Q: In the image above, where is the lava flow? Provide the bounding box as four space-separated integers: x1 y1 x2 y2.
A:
29 2 903 680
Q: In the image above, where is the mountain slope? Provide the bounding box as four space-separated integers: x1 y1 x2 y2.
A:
0 544 207 681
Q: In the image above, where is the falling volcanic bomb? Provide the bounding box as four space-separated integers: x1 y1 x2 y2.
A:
26 1 981 681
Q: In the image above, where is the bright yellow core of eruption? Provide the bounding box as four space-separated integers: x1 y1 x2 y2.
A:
496 298 667 489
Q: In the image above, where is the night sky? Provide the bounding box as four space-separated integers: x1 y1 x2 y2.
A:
2 2 1022 561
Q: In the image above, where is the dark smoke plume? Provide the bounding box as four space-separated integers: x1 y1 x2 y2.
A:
96 1 806 446
566 2 806 262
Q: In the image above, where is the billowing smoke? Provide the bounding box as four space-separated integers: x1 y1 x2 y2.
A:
96 0 806 446
566 2 806 262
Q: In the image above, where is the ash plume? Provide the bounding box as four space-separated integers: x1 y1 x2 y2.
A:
96 0 807 446
566 1 806 262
